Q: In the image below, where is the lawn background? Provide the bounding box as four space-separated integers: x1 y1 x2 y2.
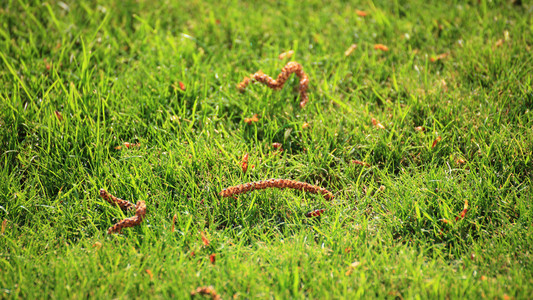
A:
1 0 532 298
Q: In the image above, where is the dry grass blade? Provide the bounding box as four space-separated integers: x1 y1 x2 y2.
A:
107 200 146 234
237 61 310 108
219 179 334 200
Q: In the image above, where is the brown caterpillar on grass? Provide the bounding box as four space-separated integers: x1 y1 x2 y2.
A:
99 189 135 211
107 200 146 234
237 61 310 108
219 179 333 200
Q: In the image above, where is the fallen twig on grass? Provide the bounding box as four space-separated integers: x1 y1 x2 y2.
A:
219 179 333 200
237 61 310 108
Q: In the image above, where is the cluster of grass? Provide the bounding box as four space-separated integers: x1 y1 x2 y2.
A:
1 0 532 298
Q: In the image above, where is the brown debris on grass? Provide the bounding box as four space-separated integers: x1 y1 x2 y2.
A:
1 219 6 235
241 153 249 173
432 136 442 149
99 189 135 211
237 61 310 108
372 118 385 129
430 53 449 62
441 200 470 224
124 142 140 149
305 208 326 218
54 111 63 121
356 10 368 17
374 44 389 51
171 214 177 232
219 179 334 200
115 142 141 150
190 286 221 300
344 44 357 56
100 189 146 234
145 269 154 281
456 158 466 165
351 160 371 167
455 200 469 221
107 200 146 234
244 114 259 124
201 231 210 247
278 50 294 60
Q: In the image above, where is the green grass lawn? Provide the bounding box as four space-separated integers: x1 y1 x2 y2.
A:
1 0 532 298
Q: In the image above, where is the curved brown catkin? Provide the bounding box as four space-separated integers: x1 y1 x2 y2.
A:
237 61 310 108
107 200 146 234
219 179 333 200
99 189 135 211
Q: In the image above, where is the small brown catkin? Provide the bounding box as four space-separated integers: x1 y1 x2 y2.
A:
107 200 146 234
190 286 221 300
219 179 333 200
237 61 310 108
99 189 135 211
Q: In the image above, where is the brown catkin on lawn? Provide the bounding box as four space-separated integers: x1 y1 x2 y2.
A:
99 189 146 234
107 200 146 234
219 178 333 200
99 189 135 211
237 61 310 108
